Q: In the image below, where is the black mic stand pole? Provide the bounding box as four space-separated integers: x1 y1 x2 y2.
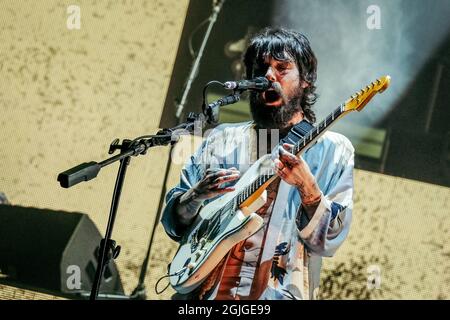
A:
88 141 131 300
129 0 226 299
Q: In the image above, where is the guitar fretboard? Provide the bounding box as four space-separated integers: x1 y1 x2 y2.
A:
235 103 345 207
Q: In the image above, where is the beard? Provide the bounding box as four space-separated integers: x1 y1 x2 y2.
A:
249 84 303 134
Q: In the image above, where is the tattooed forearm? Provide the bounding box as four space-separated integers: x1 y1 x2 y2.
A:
176 188 204 226
296 181 321 219
297 181 321 204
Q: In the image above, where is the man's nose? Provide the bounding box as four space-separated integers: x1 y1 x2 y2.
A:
265 67 276 82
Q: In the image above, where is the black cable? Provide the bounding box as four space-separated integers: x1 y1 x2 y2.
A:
202 80 225 112
154 267 188 295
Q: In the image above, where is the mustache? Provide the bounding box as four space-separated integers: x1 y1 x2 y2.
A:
268 82 287 104
271 82 282 94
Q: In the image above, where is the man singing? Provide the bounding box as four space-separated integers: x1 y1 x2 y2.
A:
162 27 354 300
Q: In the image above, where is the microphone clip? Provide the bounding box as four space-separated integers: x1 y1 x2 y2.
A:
203 92 240 124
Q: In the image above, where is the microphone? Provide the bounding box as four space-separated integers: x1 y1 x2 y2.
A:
223 77 271 91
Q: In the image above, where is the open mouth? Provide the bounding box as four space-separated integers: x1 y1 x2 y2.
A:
264 90 281 103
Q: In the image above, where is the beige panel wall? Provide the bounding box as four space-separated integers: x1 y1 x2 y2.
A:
320 170 449 299
0 0 189 298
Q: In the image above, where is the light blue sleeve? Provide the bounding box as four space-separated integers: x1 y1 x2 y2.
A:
160 123 247 242
297 134 354 257
160 139 207 242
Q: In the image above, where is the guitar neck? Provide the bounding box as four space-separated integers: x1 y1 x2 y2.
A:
235 103 347 207
292 103 346 155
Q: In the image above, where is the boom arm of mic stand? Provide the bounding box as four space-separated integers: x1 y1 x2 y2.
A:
56 134 174 189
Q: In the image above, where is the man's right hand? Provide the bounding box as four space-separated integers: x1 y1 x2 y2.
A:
191 167 240 200
176 167 240 226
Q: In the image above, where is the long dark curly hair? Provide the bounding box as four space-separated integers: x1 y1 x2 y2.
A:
243 27 318 123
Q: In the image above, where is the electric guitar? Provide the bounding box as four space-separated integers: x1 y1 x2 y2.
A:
168 75 391 294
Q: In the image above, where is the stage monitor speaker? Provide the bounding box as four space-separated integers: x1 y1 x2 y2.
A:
0 204 124 298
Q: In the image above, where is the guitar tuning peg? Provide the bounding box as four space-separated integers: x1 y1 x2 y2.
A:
376 79 381 85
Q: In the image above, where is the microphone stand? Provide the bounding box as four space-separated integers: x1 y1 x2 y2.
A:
57 92 239 300
57 132 174 300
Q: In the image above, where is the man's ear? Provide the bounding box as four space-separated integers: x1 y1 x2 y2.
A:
300 80 309 89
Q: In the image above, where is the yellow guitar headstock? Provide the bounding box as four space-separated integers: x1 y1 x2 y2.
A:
344 75 391 113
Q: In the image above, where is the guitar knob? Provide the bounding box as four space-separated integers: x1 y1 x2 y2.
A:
195 251 202 260
187 262 197 269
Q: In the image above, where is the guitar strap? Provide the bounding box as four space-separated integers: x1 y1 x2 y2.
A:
280 119 314 146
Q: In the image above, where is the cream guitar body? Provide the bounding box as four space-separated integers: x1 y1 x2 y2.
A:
168 155 274 294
